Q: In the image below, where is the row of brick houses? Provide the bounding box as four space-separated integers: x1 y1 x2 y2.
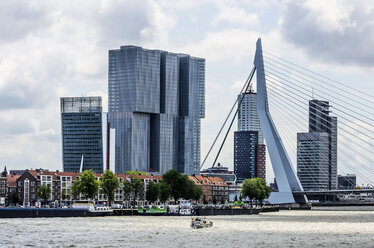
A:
0 167 229 206
189 175 229 203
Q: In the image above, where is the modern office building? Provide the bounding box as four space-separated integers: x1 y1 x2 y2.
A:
108 45 205 175
308 100 337 190
297 132 330 191
61 97 114 173
234 90 266 182
234 131 258 183
337 174 356 189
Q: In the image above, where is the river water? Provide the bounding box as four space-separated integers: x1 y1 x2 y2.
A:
1 208 374 247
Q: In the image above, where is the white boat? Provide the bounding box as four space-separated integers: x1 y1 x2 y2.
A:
191 217 213 229
180 208 192 215
72 201 113 215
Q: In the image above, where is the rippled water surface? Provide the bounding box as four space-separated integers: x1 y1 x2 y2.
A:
1 209 374 247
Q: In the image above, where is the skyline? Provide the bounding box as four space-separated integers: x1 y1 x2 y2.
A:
1 0 374 184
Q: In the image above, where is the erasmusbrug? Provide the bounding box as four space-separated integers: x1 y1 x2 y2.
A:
201 38 374 204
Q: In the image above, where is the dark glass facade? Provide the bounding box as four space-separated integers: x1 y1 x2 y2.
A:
337 174 356 189
234 131 258 183
305 99 337 190
297 132 330 191
61 97 104 173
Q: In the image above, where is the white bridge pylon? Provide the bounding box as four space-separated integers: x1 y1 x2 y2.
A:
254 38 308 204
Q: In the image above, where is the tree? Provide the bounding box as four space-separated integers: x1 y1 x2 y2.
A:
182 176 196 200
162 170 182 202
202 194 208 204
79 170 99 200
9 192 19 206
145 181 159 203
37 185 52 206
99 170 120 206
125 171 149 176
241 178 259 209
192 185 203 203
234 194 238 202
130 177 143 206
212 196 217 204
61 189 67 201
122 180 132 202
163 169 191 202
71 178 81 200
158 181 172 203
241 178 271 208
253 178 272 206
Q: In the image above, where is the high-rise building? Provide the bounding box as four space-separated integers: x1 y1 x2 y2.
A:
256 144 266 179
297 99 337 190
337 174 356 190
297 132 330 191
234 91 266 182
108 46 205 175
237 92 263 143
234 131 258 183
61 97 110 173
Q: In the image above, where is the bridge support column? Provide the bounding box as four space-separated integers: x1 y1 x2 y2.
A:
254 38 307 204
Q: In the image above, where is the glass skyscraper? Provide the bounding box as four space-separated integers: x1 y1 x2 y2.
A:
108 46 205 175
297 132 330 191
61 97 105 173
297 99 338 190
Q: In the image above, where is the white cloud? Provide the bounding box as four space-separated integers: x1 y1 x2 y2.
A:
183 29 260 64
280 0 374 66
0 0 174 170
212 6 259 27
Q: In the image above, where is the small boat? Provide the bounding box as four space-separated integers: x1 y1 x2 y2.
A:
180 208 192 215
191 217 213 229
72 201 113 216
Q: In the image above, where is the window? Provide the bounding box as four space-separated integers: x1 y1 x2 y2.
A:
18 181 23 186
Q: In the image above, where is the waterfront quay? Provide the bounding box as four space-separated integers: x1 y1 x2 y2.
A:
1 209 373 247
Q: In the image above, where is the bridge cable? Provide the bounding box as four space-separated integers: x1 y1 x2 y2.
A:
200 66 256 170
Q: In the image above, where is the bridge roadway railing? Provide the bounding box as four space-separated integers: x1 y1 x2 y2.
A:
292 189 374 196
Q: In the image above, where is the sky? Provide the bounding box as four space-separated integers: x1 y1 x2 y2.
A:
1 0 374 184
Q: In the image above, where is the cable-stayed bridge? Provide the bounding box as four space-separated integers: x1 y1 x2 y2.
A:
202 38 374 205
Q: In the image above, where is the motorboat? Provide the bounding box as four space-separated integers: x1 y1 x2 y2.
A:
191 217 213 229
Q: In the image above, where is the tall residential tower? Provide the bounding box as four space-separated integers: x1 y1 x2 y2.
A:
234 91 266 182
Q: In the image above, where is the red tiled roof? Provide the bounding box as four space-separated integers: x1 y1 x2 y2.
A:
56 172 80 177
7 174 20 187
189 175 228 186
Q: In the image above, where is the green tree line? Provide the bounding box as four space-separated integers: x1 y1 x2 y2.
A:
69 169 203 206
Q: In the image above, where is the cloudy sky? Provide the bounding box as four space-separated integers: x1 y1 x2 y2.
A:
1 0 374 184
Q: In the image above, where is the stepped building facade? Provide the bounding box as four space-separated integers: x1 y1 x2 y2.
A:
108 46 205 174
